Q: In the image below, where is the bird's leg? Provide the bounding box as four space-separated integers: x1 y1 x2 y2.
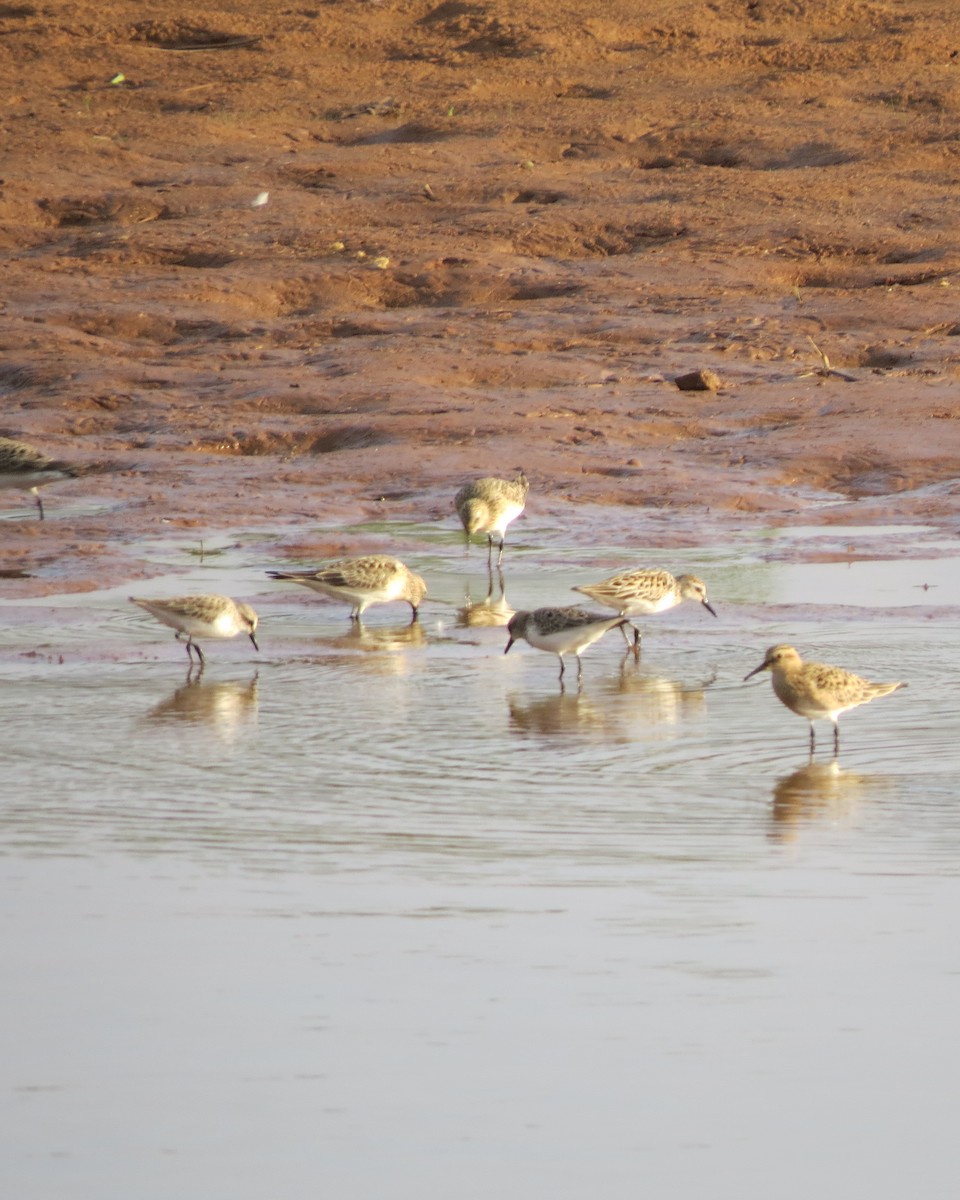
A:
833 723 840 754
576 655 583 683
809 723 816 753
558 656 566 683
496 537 505 568
483 561 495 603
32 488 45 520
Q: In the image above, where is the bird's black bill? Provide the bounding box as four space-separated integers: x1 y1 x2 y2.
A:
703 600 718 618
250 633 260 652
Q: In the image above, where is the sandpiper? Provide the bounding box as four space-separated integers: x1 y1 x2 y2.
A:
454 471 528 565
504 605 628 684
0 436 80 520
266 554 427 621
573 567 716 651
130 594 259 667
744 643 906 752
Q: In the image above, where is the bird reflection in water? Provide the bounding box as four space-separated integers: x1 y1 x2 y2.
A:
508 688 602 737
144 670 260 740
769 757 879 841
606 658 716 725
508 664 715 739
456 563 513 629
324 620 428 653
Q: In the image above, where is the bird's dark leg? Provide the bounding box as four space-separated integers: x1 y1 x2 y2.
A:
408 603 420 625
558 656 566 682
809 723 816 752
184 639 205 666
575 655 583 683
496 536 505 568
33 489 44 521
833 724 840 754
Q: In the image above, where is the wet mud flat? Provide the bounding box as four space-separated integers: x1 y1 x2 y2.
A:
1 1 960 597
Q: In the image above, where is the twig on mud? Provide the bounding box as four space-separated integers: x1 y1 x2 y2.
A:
149 36 262 52
798 336 857 381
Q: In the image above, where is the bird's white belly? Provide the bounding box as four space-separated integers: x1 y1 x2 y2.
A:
526 624 611 656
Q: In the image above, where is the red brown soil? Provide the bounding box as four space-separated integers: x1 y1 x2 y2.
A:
2 0 960 595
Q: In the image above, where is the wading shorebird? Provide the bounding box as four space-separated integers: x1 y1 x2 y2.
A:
743 643 906 752
130 594 259 668
504 606 628 686
573 567 716 652
266 554 427 622
454 471 529 566
0 436 81 520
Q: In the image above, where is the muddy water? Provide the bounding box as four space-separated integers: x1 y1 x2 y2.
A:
3 525 960 1200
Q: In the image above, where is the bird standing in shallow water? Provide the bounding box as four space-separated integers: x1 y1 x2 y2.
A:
266 554 427 621
130 594 259 668
743 643 906 753
455 471 528 566
504 606 628 686
573 567 716 653
0 436 80 520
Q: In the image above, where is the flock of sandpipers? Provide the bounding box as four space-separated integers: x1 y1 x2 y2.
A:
1 435 907 752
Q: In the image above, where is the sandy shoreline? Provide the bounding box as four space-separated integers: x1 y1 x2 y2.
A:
2 1 959 596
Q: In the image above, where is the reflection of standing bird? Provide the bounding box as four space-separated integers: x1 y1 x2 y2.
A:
267 555 426 621
744 644 906 752
770 759 873 840
130 594 259 667
145 674 260 738
0 436 80 520
573 567 716 652
455 471 528 566
457 562 512 628
505 606 627 684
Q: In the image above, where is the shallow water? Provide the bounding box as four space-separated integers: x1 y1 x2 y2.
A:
3 527 960 1200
